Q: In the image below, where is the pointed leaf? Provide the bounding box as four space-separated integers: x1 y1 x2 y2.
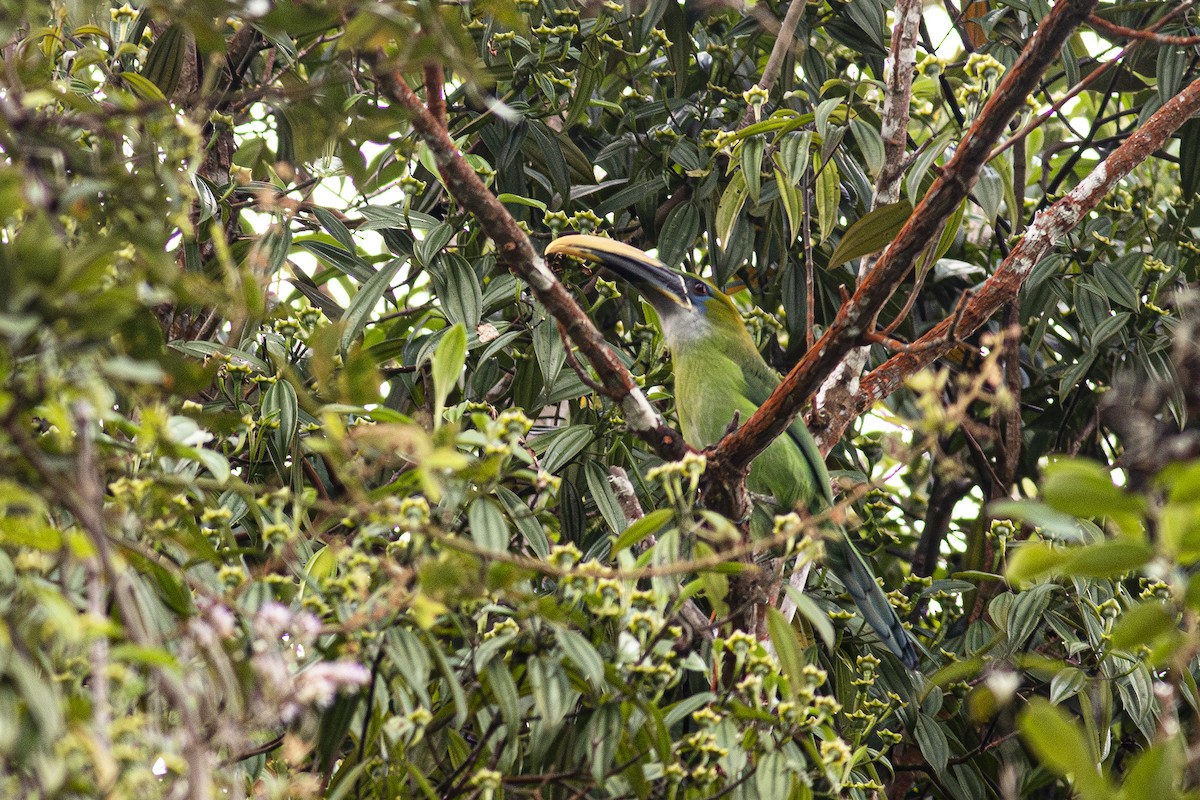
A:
263 378 298 457
774 168 804 245
340 257 405 356
766 607 808 701
783 584 835 649
815 158 840 243
827 200 913 269
1019 698 1107 798
554 627 605 689
915 713 950 774
741 135 765 203
613 508 673 553
775 130 813 185
585 462 627 534
657 201 700 268
430 324 467 426
468 498 510 554
716 171 750 246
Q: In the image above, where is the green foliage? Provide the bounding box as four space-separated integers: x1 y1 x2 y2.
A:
3 0 1200 798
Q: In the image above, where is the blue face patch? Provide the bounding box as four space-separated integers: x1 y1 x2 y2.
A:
681 277 712 309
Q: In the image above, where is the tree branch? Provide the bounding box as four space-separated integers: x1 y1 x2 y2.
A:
809 0 922 455
834 73 1200 438
712 0 1099 480
991 1 1197 161
874 0 923 206
1089 11 1200 45
424 62 447 129
366 58 686 461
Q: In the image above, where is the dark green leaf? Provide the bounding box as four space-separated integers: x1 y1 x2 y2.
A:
433 253 483 328
656 201 700 269
827 200 913 270
340 257 405 356
538 425 594 474
915 713 950 774
612 508 673 553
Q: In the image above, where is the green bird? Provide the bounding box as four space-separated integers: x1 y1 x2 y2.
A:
545 234 919 668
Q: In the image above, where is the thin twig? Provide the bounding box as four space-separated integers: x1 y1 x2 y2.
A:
737 0 808 129
991 1 1198 161
221 734 285 766
556 319 606 395
1089 12 1200 45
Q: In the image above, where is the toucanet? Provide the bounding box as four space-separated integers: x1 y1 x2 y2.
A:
545 234 919 669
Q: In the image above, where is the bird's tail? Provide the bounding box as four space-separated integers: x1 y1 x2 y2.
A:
823 534 920 669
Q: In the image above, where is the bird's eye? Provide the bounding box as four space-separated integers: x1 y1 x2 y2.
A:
692 281 709 296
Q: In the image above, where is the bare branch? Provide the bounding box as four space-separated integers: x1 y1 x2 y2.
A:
713 0 1099 479
1089 11 1200 45
366 58 686 461
835 74 1200 438
608 466 644 526
424 62 447 129
874 0 923 206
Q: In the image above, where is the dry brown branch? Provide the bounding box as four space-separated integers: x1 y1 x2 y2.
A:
366 58 686 463
1089 11 1200 45
824 74 1200 442
711 0 1099 485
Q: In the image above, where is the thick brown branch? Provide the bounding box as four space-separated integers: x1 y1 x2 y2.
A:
367 58 685 460
838 74 1200 435
715 0 1099 474
423 62 447 129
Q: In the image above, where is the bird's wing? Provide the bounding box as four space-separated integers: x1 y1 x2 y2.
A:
742 362 919 668
740 363 832 509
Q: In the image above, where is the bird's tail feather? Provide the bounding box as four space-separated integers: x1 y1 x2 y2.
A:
825 536 919 669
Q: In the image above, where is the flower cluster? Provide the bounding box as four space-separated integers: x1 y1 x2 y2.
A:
249 602 370 725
